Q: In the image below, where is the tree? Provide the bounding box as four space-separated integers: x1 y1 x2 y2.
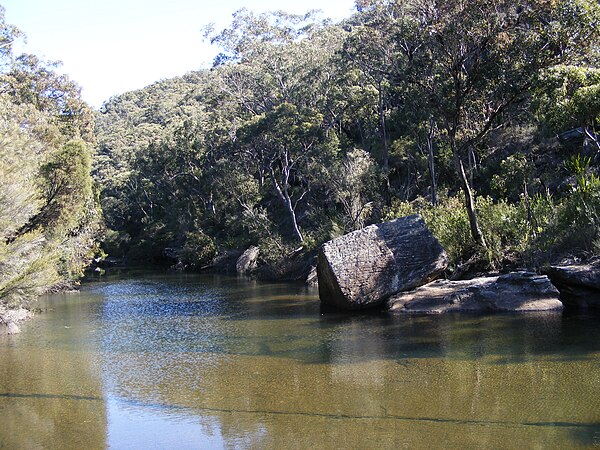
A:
237 103 338 243
399 0 600 249
0 9 100 306
536 65 600 151
1 54 95 143
330 148 379 231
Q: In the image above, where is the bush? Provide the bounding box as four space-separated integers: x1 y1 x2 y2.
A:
536 156 600 256
178 231 217 269
385 194 533 270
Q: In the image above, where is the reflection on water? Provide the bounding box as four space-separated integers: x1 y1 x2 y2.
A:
1 271 600 448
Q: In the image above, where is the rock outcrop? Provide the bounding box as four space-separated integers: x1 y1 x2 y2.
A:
542 258 600 308
212 249 244 274
0 306 33 335
317 215 448 310
387 272 562 314
236 246 260 275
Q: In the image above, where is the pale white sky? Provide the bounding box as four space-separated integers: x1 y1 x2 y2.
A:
3 0 356 108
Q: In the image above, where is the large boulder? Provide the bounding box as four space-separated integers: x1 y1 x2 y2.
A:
542 258 600 308
317 215 448 310
236 246 260 275
387 272 562 314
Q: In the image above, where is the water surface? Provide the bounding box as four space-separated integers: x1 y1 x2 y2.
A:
1 271 600 449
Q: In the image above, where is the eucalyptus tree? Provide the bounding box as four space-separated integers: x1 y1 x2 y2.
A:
236 103 338 243
205 10 350 243
349 0 600 249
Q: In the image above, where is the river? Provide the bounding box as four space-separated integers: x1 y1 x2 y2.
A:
1 271 600 449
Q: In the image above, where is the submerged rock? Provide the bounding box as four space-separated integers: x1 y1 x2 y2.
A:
387 272 562 314
317 215 448 310
542 258 600 308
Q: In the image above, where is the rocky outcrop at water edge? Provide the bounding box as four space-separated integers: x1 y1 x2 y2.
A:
317 215 448 310
542 257 600 308
386 272 563 314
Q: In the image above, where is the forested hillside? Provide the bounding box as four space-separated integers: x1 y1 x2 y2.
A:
0 6 100 309
95 0 600 278
2 0 600 311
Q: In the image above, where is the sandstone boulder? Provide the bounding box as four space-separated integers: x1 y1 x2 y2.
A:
212 249 244 273
387 272 562 314
542 258 600 308
236 246 260 275
317 215 448 310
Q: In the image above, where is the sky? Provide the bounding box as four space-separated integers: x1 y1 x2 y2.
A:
3 0 356 108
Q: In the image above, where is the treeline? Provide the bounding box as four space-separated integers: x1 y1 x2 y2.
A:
95 0 600 277
2 0 599 309
0 6 100 308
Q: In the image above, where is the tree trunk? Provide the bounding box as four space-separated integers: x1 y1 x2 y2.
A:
284 195 304 243
427 118 437 206
269 161 304 243
377 79 391 202
377 79 388 173
453 146 487 249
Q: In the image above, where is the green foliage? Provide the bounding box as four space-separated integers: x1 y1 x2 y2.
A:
385 194 534 270
92 1 600 276
39 140 93 231
178 231 217 269
490 153 529 201
0 11 100 308
329 148 380 231
535 65 600 133
0 119 99 305
549 155 600 253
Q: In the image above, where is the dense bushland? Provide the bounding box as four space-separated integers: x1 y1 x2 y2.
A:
94 0 600 277
3 0 600 311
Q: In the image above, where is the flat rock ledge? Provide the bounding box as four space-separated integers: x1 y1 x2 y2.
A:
542 258 600 308
318 215 448 310
386 272 563 314
0 306 33 335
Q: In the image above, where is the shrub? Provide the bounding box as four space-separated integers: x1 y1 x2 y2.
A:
178 231 217 269
386 194 534 270
537 155 600 256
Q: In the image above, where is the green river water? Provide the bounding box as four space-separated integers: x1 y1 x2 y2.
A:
1 271 600 449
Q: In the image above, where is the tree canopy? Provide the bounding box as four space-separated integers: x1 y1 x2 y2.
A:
0 6 99 307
